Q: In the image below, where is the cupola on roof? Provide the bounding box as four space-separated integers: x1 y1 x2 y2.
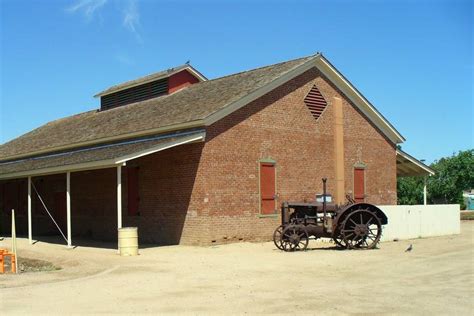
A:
95 64 207 110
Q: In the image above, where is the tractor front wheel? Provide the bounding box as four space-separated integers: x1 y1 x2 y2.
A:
272 225 285 250
281 225 309 252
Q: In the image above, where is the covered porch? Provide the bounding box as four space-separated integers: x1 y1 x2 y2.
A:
0 130 205 248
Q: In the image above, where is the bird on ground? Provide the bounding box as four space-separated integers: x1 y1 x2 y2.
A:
405 244 413 252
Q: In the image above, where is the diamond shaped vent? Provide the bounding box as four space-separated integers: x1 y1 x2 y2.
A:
304 85 327 120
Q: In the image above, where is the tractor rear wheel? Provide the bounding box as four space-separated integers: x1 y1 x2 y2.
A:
281 225 309 252
333 224 363 249
341 209 382 249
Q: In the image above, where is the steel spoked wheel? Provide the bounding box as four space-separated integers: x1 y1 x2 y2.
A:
281 225 309 252
341 209 382 249
334 224 363 249
273 225 285 250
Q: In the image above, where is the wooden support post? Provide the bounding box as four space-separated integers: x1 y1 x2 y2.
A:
117 165 122 229
66 172 72 248
28 176 32 244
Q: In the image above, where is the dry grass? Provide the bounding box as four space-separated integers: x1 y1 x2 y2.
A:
461 211 474 220
3 257 60 274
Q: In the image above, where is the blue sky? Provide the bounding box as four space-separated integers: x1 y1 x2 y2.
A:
0 0 472 163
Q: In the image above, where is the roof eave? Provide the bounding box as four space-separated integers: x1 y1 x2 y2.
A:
396 149 435 176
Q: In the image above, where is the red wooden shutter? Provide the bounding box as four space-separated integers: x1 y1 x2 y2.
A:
260 163 276 215
127 167 140 216
354 168 365 203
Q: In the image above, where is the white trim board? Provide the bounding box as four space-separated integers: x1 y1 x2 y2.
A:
115 134 205 164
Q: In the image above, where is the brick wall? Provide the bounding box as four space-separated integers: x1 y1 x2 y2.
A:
123 142 207 245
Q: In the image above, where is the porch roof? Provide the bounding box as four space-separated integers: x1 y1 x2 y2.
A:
0 130 205 180
396 149 435 177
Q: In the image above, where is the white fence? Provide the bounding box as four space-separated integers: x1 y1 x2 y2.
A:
377 204 460 242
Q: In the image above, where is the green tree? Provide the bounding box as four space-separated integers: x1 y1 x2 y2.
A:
428 149 474 206
397 176 424 205
397 149 474 207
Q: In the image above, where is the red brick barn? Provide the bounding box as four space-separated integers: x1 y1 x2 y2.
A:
0 54 433 246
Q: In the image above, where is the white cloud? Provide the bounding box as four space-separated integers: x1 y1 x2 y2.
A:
67 0 142 42
67 0 108 20
122 0 142 42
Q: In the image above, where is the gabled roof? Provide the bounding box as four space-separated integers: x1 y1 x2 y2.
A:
94 64 207 97
0 53 404 164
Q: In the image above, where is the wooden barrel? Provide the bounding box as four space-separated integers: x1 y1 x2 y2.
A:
118 227 138 256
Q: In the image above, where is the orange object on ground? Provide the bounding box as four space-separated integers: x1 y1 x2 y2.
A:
0 248 16 273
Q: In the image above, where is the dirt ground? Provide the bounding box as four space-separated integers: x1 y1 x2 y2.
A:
1 222 473 315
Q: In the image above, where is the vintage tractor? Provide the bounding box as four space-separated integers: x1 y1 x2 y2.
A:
273 178 388 251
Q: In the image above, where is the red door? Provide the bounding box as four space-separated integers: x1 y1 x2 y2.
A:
54 192 67 233
260 163 276 215
354 168 365 203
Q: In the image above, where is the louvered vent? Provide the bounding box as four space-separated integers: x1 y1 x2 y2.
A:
304 85 327 120
101 78 168 110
